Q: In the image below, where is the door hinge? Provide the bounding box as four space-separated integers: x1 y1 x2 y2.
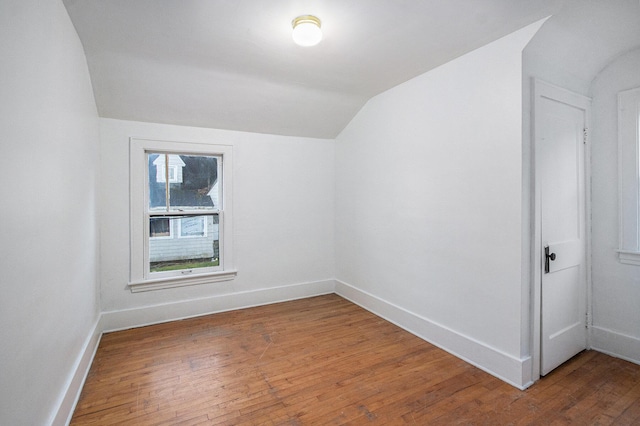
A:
585 312 590 329
583 128 588 144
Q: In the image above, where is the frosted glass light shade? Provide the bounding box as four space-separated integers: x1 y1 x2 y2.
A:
292 15 322 46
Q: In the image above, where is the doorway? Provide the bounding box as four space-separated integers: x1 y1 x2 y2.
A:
532 79 591 378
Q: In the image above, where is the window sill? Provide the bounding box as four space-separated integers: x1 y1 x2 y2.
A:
617 250 640 266
129 270 237 293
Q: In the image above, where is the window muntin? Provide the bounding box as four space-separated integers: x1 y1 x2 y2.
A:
130 139 235 292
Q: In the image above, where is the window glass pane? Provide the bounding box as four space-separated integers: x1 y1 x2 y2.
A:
149 214 219 273
148 153 220 211
170 155 219 210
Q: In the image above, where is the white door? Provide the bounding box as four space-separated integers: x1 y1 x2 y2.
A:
534 80 589 376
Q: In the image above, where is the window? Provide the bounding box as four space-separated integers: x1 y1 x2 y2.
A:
617 87 640 265
130 138 236 292
150 217 172 238
178 216 208 238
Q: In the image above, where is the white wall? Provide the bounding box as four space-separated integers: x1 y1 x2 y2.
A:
334 23 542 388
99 119 335 329
0 1 100 425
589 49 640 363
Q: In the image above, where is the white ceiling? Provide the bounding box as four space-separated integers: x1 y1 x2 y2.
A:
63 0 564 138
63 0 639 139
525 0 640 93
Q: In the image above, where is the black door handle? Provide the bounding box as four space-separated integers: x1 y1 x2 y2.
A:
544 245 556 274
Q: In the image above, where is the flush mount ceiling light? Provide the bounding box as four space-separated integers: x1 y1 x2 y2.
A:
291 15 322 47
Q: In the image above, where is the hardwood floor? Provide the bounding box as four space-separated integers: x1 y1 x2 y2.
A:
71 294 640 425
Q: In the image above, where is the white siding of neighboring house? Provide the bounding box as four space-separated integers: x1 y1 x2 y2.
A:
207 179 220 209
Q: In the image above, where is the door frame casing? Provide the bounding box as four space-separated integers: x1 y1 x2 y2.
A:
530 79 592 381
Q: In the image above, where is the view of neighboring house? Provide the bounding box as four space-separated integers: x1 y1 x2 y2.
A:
148 154 220 267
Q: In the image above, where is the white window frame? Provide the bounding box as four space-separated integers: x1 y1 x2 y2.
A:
617 87 640 266
129 138 236 292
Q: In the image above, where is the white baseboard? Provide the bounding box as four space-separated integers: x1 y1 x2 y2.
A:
50 319 102 426
335 280 532 389
590 326 640 365
101 279 336 332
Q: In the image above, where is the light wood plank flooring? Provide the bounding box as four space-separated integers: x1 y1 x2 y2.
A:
71 294 640 425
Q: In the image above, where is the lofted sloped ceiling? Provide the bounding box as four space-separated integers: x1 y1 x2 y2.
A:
64 0 563 138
